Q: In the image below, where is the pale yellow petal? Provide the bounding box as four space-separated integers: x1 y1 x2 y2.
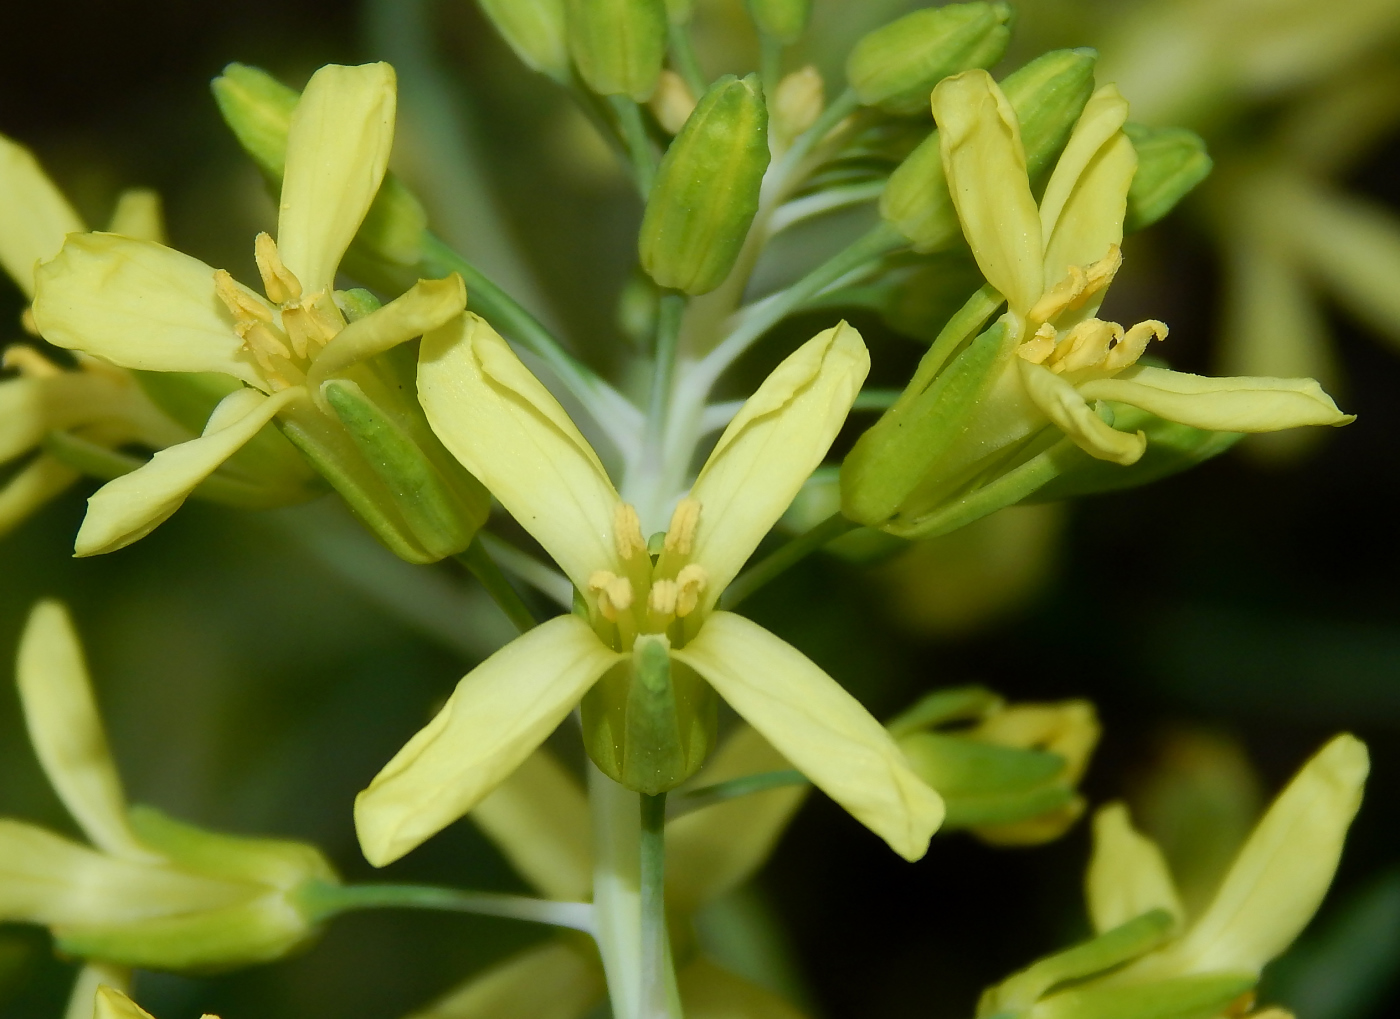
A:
667 725 808 914
1019 360 1145 464
0 134 84 296
406 940 604 1019
673 613 944 862
93 987 152 1019
16 601 157 861
0 820 245 927
678 957 809 1019
2 371 152 464
688 322 868 607
1077 365 1354 432
74 387 302 557
1086 804 1184 935
931 70 1042 319
278 62 396 291
418 313 620 589
471 747 592 901
31 234 265 387
65 963 130 1019
355 615 621 867
1038 86 1132 284
306 274 465 398
1155 734 1368 977
105 189 166 244
0 454 80 537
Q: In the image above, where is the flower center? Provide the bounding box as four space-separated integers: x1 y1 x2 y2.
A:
586 497 710 652
213 233 345 390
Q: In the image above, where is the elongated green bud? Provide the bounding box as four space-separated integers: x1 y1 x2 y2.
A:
211 64 427 267
748 0 811 44
566 0 667 100
477 0 570 81
640 73 770 294
582 636 717 794
881 48 1098 251
847 2 1013 115
1124 123 1213 232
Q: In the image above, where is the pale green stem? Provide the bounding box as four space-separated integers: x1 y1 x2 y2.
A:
668 21 707 97
671 769 808 817
758 32 783 94
640 793 681 1019
592 764 644 1019
610 95 659 195
298 880 596 933
767 87 861 194
456 537 537 633
721 511 857 609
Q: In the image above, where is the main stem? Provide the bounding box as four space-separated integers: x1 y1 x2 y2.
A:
639 792 680 1019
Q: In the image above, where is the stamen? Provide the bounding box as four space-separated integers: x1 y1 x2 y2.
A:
588 570 634 621
254 233 302 304
3 345 62 378
663 497 701 556
1027 265 1085 328
1048 319 1119 374
1105 319 1168 371
214 270 274 323
1017 323 1057 364
674 564 708 617
613 503 647 560
647 580 678 617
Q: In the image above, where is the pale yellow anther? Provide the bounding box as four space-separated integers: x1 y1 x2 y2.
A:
1017 323 1057 364
613 503 647 560
254 232 303 305
1028 265 1086 328
3 345 62 378
647 579 678 618
214 270 274 324
1104 318 1168 371
1082 245 1122 298
663 497 701 557
674 563 708 617
1049 319 1120 374
588 570 634 621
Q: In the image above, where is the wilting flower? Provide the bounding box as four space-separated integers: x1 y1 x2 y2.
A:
405 732 810 1019
355 314 943 865
30 62 469 557
0 601 337 984
976 734 1367 1019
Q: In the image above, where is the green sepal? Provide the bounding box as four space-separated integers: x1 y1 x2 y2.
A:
211 63 427 268
979 910 1181 1017
899 731 1075 829
582 641 717 795
886 685 1004 737
640 73 770 294
127 805 338 889
847 2 1013 116
1005 973 1258 1019
477 0 571 81
335 287 384 321
1124 123 1213 233
841 319 1007 528
747 0 811 43
322 376 490 561
1026 404 1241 503
565 0 668 100
881 48 1098 251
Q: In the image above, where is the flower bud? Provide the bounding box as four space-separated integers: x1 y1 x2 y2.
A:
847 2 1013 116
582 635 717 794
772 65 825 142
748 0 811 44
477 0 570 81
881 48 1098 251
565 0 668 100
211 63 427 267
1124 123 1213 233
640 73 770 294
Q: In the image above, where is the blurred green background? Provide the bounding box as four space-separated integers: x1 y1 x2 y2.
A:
3 1 1399 1017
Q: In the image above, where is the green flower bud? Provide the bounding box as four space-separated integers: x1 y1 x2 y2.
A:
211 64 427 267
565 0 668 100
640 73 770 295
581 635 718 794
54 806 338 972
748 0 811 44
1123 123 1213 233
881 48 1098 251
477 0 570 81
846 2 1013 116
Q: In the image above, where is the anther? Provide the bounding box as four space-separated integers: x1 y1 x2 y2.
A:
254 233 302 305
647 580 678 618
674 564 708 617
214 270 274 324
1017 323 1057 364
1048 319 1118 374
663 497 701 556
588 570 634 621
613 503 647 560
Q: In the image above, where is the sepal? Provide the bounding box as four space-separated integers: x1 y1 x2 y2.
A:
1124 123 1213 233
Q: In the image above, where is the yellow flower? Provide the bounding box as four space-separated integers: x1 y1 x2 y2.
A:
355 314 943 865
977 734 1368 1019
0 601 337 978
402 733 810 1019
29 62 466 557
